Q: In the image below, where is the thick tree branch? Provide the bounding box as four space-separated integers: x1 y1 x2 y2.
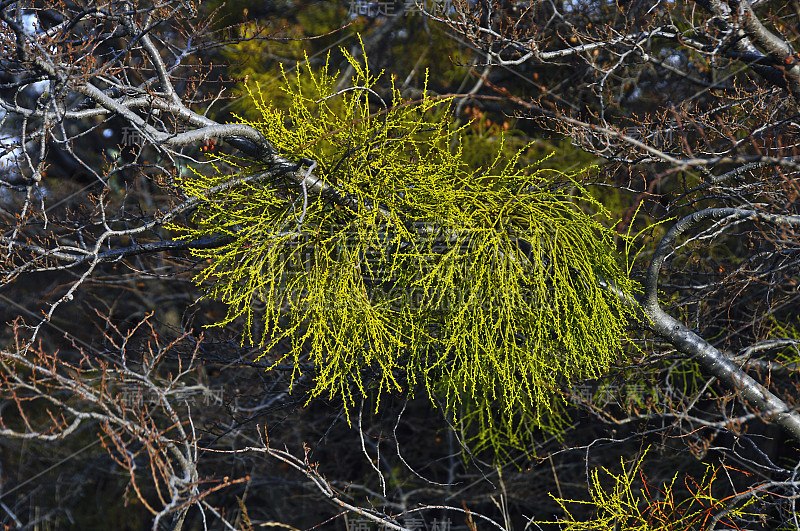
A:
642 207 800 442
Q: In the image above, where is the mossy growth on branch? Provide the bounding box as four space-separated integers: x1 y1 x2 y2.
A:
173 36 639 458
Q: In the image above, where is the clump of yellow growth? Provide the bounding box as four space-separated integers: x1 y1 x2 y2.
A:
173 36 639 457
539 448 756 530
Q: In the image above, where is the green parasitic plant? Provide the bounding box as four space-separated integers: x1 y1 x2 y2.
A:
172 36 639 457
538 448 757 530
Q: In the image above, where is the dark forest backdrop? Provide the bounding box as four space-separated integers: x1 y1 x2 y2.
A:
1 1 800 529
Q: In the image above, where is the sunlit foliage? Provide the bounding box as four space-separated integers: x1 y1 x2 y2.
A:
173 37 639 457
541 449 757 530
